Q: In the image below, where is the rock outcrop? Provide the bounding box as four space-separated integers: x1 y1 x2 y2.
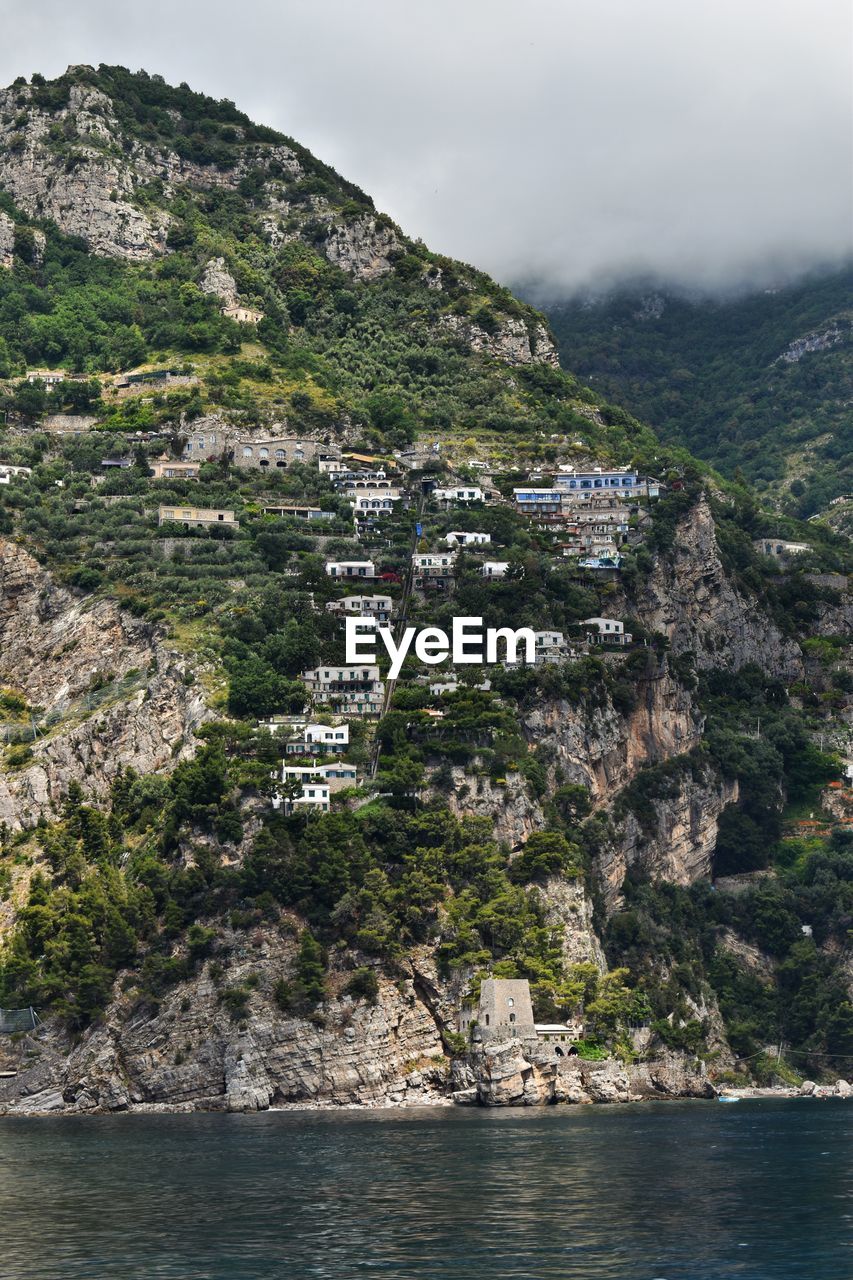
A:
199 256 239 306
440 312 560 367
598 771 738 909
0 82 170 259
629 497 803 679
451 1037 715 1106
0 925 450 1115
0 539 209 827
322 215 401 281
0 210 13 268
527 662 703 803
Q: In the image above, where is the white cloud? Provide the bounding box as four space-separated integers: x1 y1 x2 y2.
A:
3 0 851 293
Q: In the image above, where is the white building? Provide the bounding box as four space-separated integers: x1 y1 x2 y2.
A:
348 492 402 515
754 539 809 560
0 464 32 483
582 617 632 646
273 783 330 815
555 466 639 494
325 560 377 580
445 531 491 547
535 631 567 662
336 470 393 489
285 723 350 755
433 485 484 504
279 761 358 792
481 561 510 579
413 552 456 571
326 595 393 622
301 664 385 716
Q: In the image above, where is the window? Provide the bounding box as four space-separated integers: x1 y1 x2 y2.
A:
259 448 269 459
275 449 285 460
243 447 253 458
509 1013 516 1024
507 998 514 1007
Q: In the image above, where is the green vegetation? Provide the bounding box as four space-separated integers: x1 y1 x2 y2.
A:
542 268 853 515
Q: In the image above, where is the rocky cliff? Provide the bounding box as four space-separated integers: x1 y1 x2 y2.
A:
0 926 452 1114
0 539 209 829
628 497 803 679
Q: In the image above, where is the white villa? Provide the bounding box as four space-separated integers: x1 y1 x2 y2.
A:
433 485 484 504
444 531 491 547
326 595 393 622
284 723 350 756
583 617 632 646
301 664 385 716
273 783 330 815
325 560 377 580
279 761 358 793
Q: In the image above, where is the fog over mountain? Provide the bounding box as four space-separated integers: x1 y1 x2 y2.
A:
2 0 851 296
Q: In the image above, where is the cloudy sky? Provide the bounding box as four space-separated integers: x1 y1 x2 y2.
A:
2 0 851 295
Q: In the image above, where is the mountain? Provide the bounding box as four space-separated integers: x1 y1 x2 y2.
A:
0 67 851 1115
540 269 853 520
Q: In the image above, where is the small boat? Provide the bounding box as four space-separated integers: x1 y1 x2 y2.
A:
717 1094 741 1102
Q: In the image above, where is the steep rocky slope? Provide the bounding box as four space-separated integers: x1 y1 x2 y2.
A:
0 67 849 1114
0 539 209 829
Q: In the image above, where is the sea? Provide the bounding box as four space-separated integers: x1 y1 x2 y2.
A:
0 1099 850 1279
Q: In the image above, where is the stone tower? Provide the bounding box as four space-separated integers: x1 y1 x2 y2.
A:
473 978 536 1039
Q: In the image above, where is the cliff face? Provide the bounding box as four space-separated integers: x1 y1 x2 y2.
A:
0 81 171 260
0 924 454 1115
0 540 209 828
450 1037 715 1106
628 497 803 679
527 663 703 802
440 312 559 367
597 772 739 910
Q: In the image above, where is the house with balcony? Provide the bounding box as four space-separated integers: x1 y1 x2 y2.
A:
325 560 377 580
583 617 632 646
301 664 385 716
413 551 456 590
348 491 403 527
279 761 359 793
555 466 639 496
432 484 484 505
150 456 201 480
481 561 509 579
272 783 330 815
284 723 350 756
513 487 564 517
326 595 393 623
335 470 394 490
158 505 238 530
262 504 336 521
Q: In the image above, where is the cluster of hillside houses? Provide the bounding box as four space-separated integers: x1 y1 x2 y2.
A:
247 454 657 815
0 395 667 819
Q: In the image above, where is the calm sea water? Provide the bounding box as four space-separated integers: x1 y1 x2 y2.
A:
1 1099 850 1280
